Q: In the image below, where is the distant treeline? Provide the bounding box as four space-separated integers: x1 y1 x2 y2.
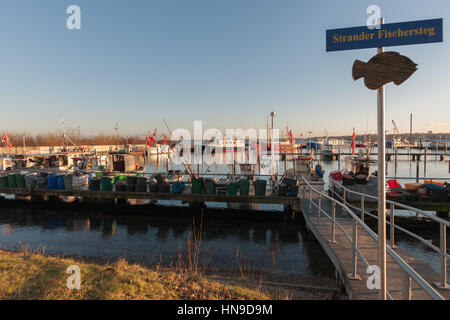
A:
2 131 146 147
329 133 449 141
3 131 449 148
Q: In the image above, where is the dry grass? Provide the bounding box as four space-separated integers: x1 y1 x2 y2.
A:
0 249 274 300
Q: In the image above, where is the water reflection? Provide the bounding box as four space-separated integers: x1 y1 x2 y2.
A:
101 219 116 238
0 209 334 278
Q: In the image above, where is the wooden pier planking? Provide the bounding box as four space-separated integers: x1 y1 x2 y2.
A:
300 194 450 300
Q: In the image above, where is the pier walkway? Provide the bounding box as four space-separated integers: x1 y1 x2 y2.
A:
299 179 449 300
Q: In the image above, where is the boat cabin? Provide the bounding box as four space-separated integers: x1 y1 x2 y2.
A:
108 152 139 172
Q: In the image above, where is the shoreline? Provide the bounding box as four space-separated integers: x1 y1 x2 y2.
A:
0 249 345 300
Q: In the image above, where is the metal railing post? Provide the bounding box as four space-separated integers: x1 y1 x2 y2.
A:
361 195 365 222
317 194 321 225
402 271 412 300
329 201 337 243
349 219 360 280
437 224 448 289
390 203 396 248
343 189 347 205
309 187 312 210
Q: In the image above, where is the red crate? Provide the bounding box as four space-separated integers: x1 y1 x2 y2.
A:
330 171 343 181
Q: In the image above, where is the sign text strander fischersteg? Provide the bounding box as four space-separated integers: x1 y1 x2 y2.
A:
326 18 443 52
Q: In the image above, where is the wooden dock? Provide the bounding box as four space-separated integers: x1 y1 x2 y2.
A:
0 187 304 207
300 193 449 300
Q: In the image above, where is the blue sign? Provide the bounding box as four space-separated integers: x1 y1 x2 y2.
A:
326 18 443 52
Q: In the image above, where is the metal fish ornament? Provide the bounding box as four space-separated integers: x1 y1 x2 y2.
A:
352 52 418 90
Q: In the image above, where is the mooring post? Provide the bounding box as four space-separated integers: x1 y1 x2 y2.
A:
338 149 341 172
416 160 420 183
394 149 398 178
424 147 428 177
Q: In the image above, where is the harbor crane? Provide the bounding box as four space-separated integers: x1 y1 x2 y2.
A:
392 120 400 140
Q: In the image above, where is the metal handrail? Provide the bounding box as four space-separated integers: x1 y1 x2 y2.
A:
328 178 449 290
329 186 450 260
301 176 444 300
328 179 450 228
309 197 373 272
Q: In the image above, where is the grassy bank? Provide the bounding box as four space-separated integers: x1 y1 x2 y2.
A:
0 250 274 300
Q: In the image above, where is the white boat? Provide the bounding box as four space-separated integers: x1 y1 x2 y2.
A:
0 156 14 171
207 137 245 152
326 138 348 147
146 144 173 156
321 144 337 160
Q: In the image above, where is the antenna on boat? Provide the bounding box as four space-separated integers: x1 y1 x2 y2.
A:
77 122 80 146
115 122 119 150
60 113 67 147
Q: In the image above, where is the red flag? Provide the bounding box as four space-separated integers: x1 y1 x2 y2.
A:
150 130 156 145
1 133 12 148
163 134 169 145
351 128 356 155
146 130 157 146
288 130 293 145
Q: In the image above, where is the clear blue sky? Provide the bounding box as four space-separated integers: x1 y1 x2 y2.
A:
0 0 449 137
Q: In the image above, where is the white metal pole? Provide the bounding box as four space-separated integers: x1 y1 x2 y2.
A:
377 17 387 300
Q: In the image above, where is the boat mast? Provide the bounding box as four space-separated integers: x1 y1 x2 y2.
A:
115 122 119 150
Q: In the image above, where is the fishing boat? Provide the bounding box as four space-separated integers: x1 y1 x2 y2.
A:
206 136 245 153
72 155 109 171
277 138 302 154
14 151 85 171
321 144 337 160
328 149 378 202
283 150 324 181
107 151 144 172
356 143 367 148
239 164 255 176
428 140 450 150
146 143 173 156
326 138 347 147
